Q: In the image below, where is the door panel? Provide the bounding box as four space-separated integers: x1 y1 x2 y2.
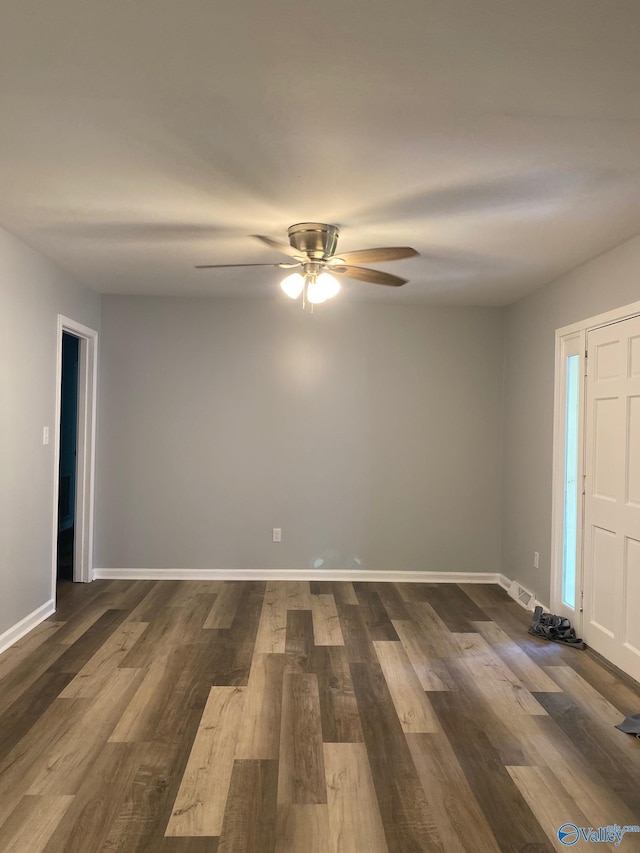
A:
627 397 640 506
624 536 640 654
583 315 640 681
589 526 616 636
594 339 620 381
630 335 640 377
592 398 618 500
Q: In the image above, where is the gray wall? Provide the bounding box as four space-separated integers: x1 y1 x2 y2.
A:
502 234 640 601
0 227 100 636
95 297 504 574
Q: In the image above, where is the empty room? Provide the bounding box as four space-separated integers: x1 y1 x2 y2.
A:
1 1 640 851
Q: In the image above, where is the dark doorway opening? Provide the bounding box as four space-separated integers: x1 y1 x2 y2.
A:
57 332 80 581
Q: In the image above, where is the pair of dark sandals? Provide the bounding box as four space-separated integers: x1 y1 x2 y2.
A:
528 605 586 649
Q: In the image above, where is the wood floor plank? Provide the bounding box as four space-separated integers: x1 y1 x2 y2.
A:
314 645 364 743
218 760 278 853
457 582 512 610
549 758 640 845
0 621 65 680
310 581 333 595
225 581 265 648
333 602 378 665
203 583 245 629
533 690 640 815
178 593 222 645
0 697 91 829
542 666 640 777
109 656 172 743
373 641 440 733
207 636 255 689
158 644 221 724
406 733 500 853
53 579 109 620
124 581 184 622
120 601 210 671
166 686 245 837
311 594 344 646
332 581 359 606
472 621 563 693
375 583 412 620
411 583 492 632
0 670 75 763
404 600 460 660
350 661 446 852
506 765 600 853
235 654 290 760
27 667 143 796
353 583 399 641
167 580 223 608
0 795 74 853
41 742 146 853
452 633 548 716
479 603 570 667
427 672 530 767
324 742 389 853
275 805 330 853
429 690 555 853
502 711 640 838
277 672 326 805
392 619 455 691
544 665 636 731
254 582 288 654
0 637 82 717
53 607 109 646
280 581 312 610
284 609 315 670
101 724 202 851
49 608 131 675
567 651 640 719
59 621 147 699
156 839 219 852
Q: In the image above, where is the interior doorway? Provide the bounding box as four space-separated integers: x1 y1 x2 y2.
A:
51 316 98 597
57 332 80 581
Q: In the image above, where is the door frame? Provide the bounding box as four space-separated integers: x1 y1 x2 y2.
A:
551 298 640 623
51 315 98 595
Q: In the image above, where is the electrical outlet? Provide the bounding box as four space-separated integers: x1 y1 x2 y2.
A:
272 528 282 543
533 551 540 569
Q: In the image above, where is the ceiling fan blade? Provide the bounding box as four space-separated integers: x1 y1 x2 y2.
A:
195 262 299 270
332 246 418 265
251 234 303 259
332 265 408 287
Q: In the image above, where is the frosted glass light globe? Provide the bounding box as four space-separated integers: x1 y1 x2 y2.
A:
280 272 304 299
316 272 340 299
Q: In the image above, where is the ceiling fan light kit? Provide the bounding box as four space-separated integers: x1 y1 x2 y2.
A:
196 222 418 308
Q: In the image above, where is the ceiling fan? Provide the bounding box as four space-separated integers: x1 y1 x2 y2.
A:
195 222 418 306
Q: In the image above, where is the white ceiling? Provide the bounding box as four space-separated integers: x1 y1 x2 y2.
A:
2 0 640 305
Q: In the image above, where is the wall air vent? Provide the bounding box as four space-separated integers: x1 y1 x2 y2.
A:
508 580 536 611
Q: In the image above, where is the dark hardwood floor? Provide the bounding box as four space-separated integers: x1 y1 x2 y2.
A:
1 579 639 852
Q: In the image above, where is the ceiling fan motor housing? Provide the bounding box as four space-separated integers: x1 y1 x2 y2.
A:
288 222 339 259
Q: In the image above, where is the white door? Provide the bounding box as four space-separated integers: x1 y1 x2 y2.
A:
583 315 640 680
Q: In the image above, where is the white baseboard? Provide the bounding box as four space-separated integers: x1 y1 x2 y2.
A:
93 567 506 584
0 599 55 656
